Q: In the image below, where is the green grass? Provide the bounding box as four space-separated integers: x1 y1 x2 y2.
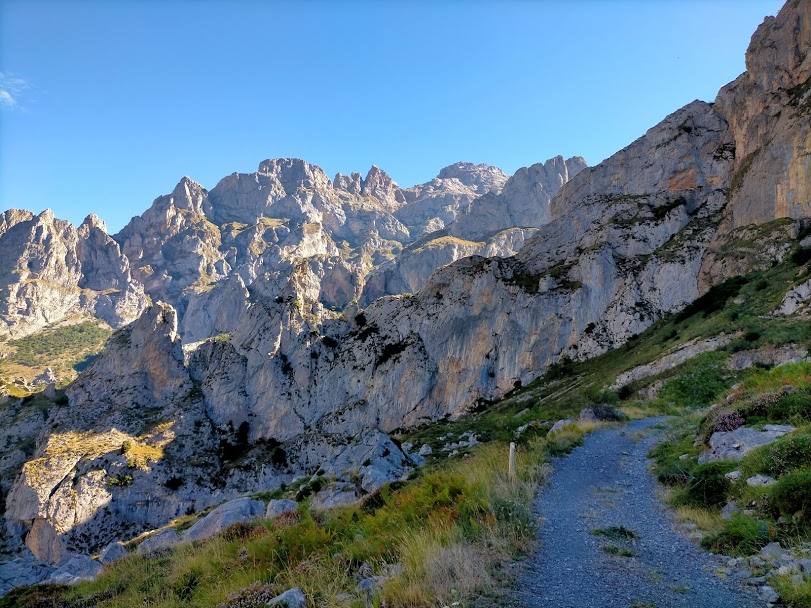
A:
591 526 638 541
3 426 591 608
701 513 773 556
0 321 111 384
601 545 636 557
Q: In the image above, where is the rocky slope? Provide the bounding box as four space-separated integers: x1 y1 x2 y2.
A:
2 0 810 595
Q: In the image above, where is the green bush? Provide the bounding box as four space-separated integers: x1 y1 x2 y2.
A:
701 513 771 555
770 468 811 522
768 392 811 422
649 422 700 486
742 430 811 478
683 462 734 507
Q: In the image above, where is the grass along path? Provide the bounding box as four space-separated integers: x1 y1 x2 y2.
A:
514 418 761 608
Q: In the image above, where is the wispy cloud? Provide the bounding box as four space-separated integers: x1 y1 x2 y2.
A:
0 72 30 109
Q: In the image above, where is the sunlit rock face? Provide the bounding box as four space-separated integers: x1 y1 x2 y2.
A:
0 209 147 340
700 0 811 286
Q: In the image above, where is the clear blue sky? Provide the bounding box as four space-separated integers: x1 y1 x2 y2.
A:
0 0 784 233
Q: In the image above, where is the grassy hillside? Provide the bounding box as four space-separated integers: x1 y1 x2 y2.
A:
0 321 111 391
6 235 811 607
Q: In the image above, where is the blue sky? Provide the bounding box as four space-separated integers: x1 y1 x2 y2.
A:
0 0 784 233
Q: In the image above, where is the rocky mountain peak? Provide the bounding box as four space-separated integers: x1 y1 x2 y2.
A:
80 213 107 233
255 157 333 193
711 0 811 233
745 0 810 92
361 165 405 208
436 162 509 192
333 171 363 194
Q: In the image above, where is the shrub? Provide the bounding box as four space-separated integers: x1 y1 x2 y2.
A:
682 462 734 507
674 276 746 322
700 408 745 442
741 431 811 477
768 391 811 422
701 513 771 555
770 468 811 522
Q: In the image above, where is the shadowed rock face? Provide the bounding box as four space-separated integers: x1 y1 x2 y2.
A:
3 0 811 587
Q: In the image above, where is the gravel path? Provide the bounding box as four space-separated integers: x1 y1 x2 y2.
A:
514 417 763 608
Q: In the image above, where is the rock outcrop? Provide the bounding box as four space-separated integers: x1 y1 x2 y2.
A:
0 209 147 340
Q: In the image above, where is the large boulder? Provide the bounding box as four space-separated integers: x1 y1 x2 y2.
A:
44 554 102 586
183 497 265 542
99 540 128 564
136 528 180 555
24 518 65 564
266 499 298 519
699 425 796 463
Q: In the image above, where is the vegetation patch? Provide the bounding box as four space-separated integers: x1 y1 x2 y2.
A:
591 526 638 541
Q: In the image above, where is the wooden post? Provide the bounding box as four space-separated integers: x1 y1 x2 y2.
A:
508 442 516 481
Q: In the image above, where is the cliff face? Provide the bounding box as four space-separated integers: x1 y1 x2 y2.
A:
700 0 811 285
0 210 147 340
2 0 810 587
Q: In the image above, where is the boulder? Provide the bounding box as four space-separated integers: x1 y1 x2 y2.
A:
183 497 265 542
746 474 777 487
99 540 128 564
0 554 53 596
311 483 358 510
266 499 298 519
417 444 433 456
136 528 180 555
721 501 739 521
45 554 102 586
760 542 791 563
25 518 65 564
549 419 575 434
267 587 307 607
699 425 795 463
579 404 622 422
728 344 808 370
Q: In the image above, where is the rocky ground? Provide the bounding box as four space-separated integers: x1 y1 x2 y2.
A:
515 418 763 608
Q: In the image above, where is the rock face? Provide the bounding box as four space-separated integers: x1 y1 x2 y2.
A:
0 210 147 340
700 0 811 284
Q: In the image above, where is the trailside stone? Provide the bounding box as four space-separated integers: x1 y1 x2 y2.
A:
136 528 180 555
44 554 102 586
579 404 622 422
99 540 128 564
266 499 298 519
183 497 265 542
699 425 795 463
760 542 791 563
267 586 307 607
746 474 777 487
311 484 358 510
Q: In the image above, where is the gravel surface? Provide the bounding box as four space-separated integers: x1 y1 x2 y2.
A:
514 417 763 608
